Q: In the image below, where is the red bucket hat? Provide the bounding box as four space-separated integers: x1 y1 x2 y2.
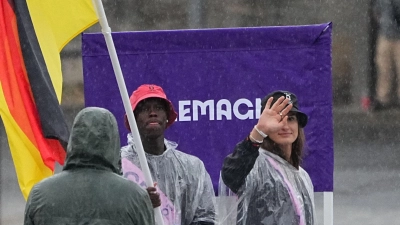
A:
125 84 177 129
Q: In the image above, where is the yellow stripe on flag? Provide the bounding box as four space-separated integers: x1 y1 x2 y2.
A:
26 0 98 102
0 83 52 199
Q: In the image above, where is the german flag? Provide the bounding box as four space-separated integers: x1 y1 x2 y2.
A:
0 0 97 199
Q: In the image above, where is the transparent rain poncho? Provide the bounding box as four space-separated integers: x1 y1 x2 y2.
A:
220 139 315 225
121 134 216 225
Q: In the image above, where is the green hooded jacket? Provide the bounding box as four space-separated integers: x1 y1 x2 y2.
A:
24 107 155 225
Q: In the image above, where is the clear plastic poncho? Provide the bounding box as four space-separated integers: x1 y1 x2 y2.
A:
220 147 315 225
121 134 216 225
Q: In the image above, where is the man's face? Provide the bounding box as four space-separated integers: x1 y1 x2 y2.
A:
134 98 168 138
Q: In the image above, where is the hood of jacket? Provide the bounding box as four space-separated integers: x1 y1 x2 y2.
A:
63 107 120 173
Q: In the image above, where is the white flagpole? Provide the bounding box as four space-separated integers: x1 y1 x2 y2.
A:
91 1 164 224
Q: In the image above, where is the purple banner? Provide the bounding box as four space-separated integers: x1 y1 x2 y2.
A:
82 23 333 192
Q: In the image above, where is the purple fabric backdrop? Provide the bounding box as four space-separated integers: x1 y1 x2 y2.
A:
82 23 333 192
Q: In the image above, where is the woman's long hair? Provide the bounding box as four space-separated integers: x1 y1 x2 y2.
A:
261 127 306 169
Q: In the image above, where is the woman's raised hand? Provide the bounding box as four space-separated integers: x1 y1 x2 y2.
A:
256 96 293 135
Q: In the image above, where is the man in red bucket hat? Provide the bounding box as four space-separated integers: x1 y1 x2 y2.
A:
121 84 216 225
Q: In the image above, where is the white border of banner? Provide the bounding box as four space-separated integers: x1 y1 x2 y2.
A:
323 192 333 225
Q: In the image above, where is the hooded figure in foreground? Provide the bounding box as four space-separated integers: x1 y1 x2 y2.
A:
221 91 315 225
24 107 155 225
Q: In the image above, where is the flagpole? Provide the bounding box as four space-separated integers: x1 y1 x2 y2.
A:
91 1 164 224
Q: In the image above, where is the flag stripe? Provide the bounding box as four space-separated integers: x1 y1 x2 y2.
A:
26 0 98 101
0 0 97 199
1 0 56 200
13 0 68 167
0 84 53 195
15 0 70 146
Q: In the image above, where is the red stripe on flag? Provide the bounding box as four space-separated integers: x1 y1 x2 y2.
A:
0 0 65 171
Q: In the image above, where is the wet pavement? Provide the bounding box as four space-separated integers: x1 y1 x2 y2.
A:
332 107 400 225
1 106 400 225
